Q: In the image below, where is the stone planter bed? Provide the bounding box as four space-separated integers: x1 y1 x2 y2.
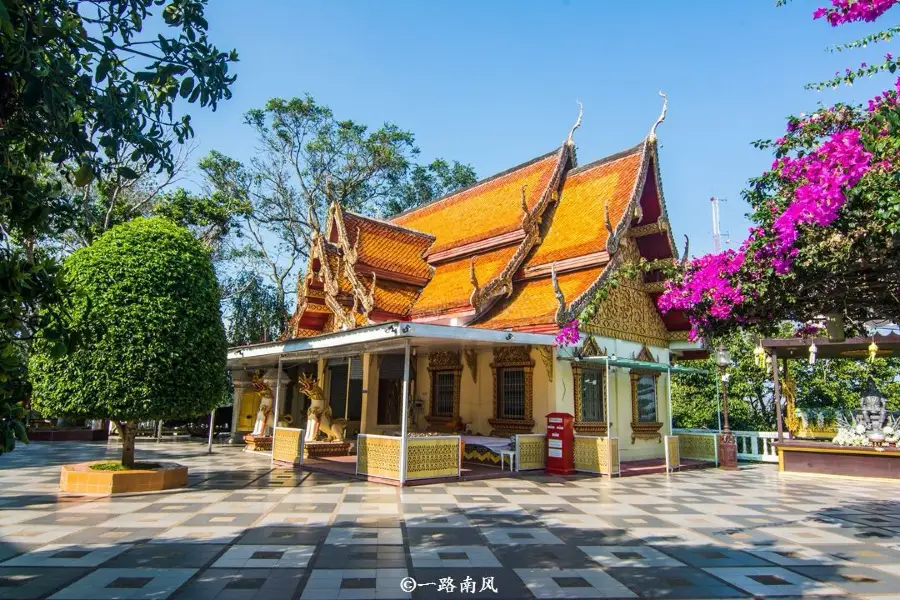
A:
776 440 900 479
60 461 188 494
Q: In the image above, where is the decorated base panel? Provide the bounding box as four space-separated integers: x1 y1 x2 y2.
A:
60 462 187 494
304 441 351 458
678 432 719 464
573 436 619 475
516 434 547 471
272 427 305 465
242 434 272 452
778 441 900 479
356 434 461 483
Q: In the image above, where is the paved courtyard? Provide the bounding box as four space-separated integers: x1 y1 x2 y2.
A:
1 441 900 599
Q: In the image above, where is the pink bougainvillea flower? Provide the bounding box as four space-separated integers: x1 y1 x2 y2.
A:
814 0 898 26
554 320 581 348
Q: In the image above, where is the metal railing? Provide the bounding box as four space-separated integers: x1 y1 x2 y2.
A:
673 428 787 463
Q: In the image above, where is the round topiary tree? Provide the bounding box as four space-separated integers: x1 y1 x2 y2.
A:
29 217 227 467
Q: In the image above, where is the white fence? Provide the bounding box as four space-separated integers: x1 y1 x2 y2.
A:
673 428 786 464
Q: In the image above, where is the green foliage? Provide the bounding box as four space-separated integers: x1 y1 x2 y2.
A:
382 159 478 216
792 356 900 414
153 188 251 251
29 217 227 427
224 271 286 345
672 325 900 431
0 0 236 456
672 329 780 431
0 397 29 455
89 461 159 471
203 95 476 318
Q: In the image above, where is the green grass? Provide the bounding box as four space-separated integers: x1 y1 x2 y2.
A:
89 461 161 471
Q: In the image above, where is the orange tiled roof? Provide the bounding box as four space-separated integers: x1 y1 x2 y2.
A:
411 244 519 317
342 211 433 280
391 151 561 254
372 279 422 316
474 266 606 330
526 145 644 267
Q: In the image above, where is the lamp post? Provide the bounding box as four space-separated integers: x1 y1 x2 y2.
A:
715 346 738 469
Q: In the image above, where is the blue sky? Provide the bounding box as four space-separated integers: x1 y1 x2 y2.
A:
183 0 892 257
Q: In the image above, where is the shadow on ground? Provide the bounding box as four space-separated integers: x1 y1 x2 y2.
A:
1 442 899 599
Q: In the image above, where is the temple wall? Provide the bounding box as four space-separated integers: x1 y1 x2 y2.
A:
568 336 671 462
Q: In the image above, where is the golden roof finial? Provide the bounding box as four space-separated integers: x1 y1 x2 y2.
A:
566 100 583 147
648 90 668 141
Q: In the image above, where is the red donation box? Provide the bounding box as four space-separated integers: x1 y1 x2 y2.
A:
545 412 574 475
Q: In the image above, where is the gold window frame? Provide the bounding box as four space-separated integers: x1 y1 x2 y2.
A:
573 364 608 435
489 346 535 435
629 346 663 443
425 351 463 431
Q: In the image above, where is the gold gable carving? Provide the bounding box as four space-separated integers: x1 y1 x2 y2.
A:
580 249 670 349
492 345 532 366
576 336 606 359
634 345 656 363
427 351 462 370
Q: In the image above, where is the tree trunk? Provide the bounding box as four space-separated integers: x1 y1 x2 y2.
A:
118 420 138 468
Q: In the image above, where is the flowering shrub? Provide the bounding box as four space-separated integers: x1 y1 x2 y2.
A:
659 3 900 341
813 0 898 25
554 319 581 347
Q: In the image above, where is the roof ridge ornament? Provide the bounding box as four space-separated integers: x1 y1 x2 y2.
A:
648 91 667 141
551 262 568 324
566 100 583 168
566 100 583 147
469 257 481 308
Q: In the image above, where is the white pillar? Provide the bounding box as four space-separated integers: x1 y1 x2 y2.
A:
667 367 673 435
715 376 723 432
271 356 284 452
207 408 216 454
605 357 611 435
399 342 411 485
230 370 252 442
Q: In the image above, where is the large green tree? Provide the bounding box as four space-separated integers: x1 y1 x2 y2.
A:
0 0 236 454
202 95 476 324
29 218 227 466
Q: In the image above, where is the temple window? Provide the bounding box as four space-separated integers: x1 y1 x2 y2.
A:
581 368 605 421
573 364 607 434
499 368 526 418
431 371 456 417
488 346 535 436
425 351 462 430
629 346 664 443
635 374 658 422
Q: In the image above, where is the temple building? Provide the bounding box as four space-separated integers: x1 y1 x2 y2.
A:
227 97 699 476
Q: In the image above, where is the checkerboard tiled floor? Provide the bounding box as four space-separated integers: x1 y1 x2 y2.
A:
2 441 900 599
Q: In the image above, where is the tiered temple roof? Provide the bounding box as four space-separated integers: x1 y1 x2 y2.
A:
284 99 689 343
